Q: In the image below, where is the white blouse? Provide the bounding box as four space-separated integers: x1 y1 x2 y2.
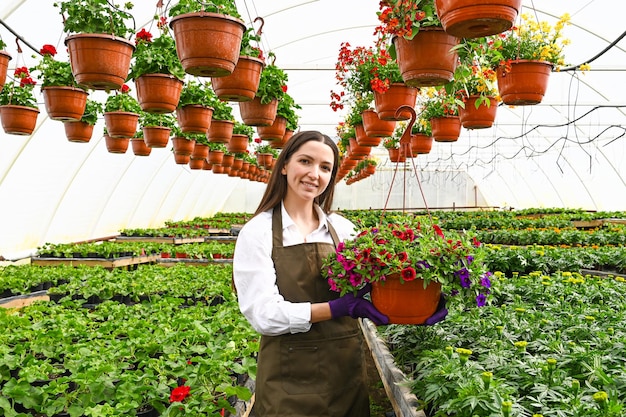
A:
232 203 356 336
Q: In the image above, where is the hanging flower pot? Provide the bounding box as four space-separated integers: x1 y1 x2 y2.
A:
104 134 130 154
256 153 273 169
42 86 88 121
371 275 442 324
387 147 406 163
171 137 196 156
239 97 278 126
211 56 265 102
135 74 184 114
169 12 246 77
393 28 459 87
355 123 382 147
227 133 250 153
349 138 371 158
411 133 433 155
174 152 191 165
191 142 209 160
459 96 498 129
212 164 226 174
257 115 287 141
64 120 95 143
208 149 225 165
103 111 139 138
374 83 418 121
431 116 462 142
221 153 235 168
176 105 213 134
361 109 396 137
0 105 40 136
497 60 553 106
435 0 522 38
142 126 171 148
189 158 205 170
65 33 135 90
131 137 152 156
0 50 11 89
231 157 243 171
207 119 234 144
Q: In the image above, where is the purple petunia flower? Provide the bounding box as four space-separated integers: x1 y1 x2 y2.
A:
476 293 487 307
480 273 492 288
455 268 471 288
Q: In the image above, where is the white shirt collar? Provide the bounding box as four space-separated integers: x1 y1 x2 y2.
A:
280 201 328 233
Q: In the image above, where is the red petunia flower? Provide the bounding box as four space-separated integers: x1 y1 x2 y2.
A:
281 85 288 93
401 266 416 281
169 385 191 403
121 84 131 94
433 225 445 239
40 44 57 57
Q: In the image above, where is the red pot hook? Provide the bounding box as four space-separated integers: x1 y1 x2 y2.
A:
15 37 22 53
395 105 416 145
156 0 164 7
254 17 265 36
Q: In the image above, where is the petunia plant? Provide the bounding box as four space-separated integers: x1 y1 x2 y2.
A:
322 215 494 308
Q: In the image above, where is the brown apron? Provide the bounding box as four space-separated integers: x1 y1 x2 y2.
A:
252 207 370 417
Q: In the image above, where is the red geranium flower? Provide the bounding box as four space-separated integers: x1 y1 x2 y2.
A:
135 28 153 44
39 44 57 56
169 385 191 403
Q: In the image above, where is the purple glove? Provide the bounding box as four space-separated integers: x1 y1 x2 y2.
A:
421 294 448 325
329 284 389 326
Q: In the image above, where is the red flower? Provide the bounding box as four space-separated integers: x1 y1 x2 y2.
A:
281 85 288 93
472 237 481 247
401 266 416 281
397 251 408 262
433 225 445 239
39 44 57 57
254 137 262 143
169 385 191 403
14 67 30 79
19 77 36 87
121 84 131 94
157 16 168 29
136 28 153 44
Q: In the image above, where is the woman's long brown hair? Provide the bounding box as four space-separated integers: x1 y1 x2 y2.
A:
254 131 340 216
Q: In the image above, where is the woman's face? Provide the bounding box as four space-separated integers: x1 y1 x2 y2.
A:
281 140 334 204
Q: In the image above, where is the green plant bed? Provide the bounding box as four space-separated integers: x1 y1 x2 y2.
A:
380 270 626 417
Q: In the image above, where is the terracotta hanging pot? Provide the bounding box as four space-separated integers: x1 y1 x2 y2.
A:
142 126 171 148
239 97 278 126
431 116 462 142
103 111 139 138
393 27 459 87
171 137 196 156
131 138 152 156
410 133 433 155
0 50 11 89
212 164 225 174
104 134 130 154
176 105 213 134
135 74 184 113
169 12 246 77
348 138 371 158
208 149 225 165
221 153 235 168
227 133 250 153
0 105 40 136
459 95 498 129
191 142 209 160
174 152 191 165
257 115 287 141
189 158 205 170
355 124 382 147
211 55 265 102
435 0 522 38
64 120 95 143
371 275 442 324
203 160 213 170
231 157 243 171
497 60 553 105
374 83 418 121
361 109 396 137
42 86 88 121
207 119 234 143
387 147 406 163
65 33 135 90
256 153 273 169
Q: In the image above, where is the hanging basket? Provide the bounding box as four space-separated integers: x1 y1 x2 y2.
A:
131 138 152 156
371 275 442 324
374 83 419 121
191 143 209 160
497 60 553 105
207 119 234 143
211 55 265 102
410 133 433 155
459 95 498 129
393 28 459 87
104 135 130 154
431 116 461 142
355 123 382 147
0 50 11 89
435 0 522 38
42 86 88 121
103 111 139 138
361 109 396 138
64 120 95 143
227 133 250 153
174 152 191 165
169 12 246 77
0 105 40 136
208 149 225 165
387 147 406 163
65 33 135 90
171 137 196 156
257 115 287 141
176 105 213 134
239 97 278 126
142 126 171 148
135 73 184 114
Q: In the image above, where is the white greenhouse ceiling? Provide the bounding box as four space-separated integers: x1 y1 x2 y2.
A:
0 0 625 258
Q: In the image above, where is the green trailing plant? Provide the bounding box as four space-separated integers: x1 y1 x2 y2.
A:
128 25 185 80
208 142 228 152
419 87 464 120
276 92 301 131
233 121 254 142
167 0 241 18
139 111 176 128
104 84 141 113
79 99 103 126
255 52 288 104
29 44 83 89
178 79 214 108
240 26 263 59
208 96 234 121
54 0 135 38
0 66 38 108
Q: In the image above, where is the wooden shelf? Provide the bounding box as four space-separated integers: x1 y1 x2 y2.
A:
115 236 207 244
31 255 159 269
